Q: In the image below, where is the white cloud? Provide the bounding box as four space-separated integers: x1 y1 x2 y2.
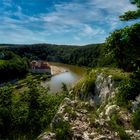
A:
40 2 104 25
83 25 94 34
74 36 81 41
0 0 138 45
38 0 137 31
89 0 137 14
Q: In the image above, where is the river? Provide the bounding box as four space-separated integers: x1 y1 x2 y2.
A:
41 62 86 93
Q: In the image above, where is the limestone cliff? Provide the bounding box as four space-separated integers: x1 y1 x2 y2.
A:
38 69 140 140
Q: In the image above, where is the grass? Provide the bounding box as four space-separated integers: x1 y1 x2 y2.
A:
0 59 8 67
0 79 66 139
110 113 131 140
132 109 140 130
0 60 7 65
10 73 51 102
73 67 130 99
90 67 131 82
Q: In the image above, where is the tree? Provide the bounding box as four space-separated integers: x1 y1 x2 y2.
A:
0 86 12 138
120 0 140 20
104 0 140 71
0 51 29 83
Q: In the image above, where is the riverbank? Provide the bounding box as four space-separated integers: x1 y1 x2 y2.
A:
50 65 67 75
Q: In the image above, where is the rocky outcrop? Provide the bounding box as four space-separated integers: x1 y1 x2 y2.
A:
105 105 119 119
94 74 116 105
38 132 56 140
39 73 140 140
39 97 119 140
132 95 140 112
79 73 116 107
125 130 140 140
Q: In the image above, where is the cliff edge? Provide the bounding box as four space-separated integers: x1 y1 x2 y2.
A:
39 68 140 140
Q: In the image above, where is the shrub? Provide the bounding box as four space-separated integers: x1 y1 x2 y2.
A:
104 23 140 72
0 81 65 139
110 114 131 140
0 52 29 83
132 109 140 130
73 68 130 100
0 86 12 138
61 82 69 93
54 120 72 140
116 78 140 108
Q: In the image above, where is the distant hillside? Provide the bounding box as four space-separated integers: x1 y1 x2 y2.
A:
0 43 104 67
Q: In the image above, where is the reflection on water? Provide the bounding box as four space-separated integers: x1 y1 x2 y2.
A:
41 62 86 93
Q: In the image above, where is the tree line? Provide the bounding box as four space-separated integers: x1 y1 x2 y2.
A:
0 43 103 67
0 51 29 83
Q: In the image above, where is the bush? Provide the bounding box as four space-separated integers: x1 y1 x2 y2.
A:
110 114 131 140
0 52 29 83
54 120 72 140
116 78 140 108
0 85 12 138
61 82 69 93
132 109 140 130
104 23 140 72
0 81 65 139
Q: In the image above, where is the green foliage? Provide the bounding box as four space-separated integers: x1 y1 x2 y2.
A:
116 78 140 108
73 67 130 100
83 76 96 98
132 0 140 7
0 43 103 68
40 74 51 81
0 51 16 60
97 44 117 67
120 0 140 20
73 71 96 100
105 23 140 72
69 44 102 67
110 114 131 140
0 51 29 83
120 9 140 21
0 81 65 139
0 85 13 137
93 67 130 81
61 82 69 93
132 109 140 130
53 120 72 140
64 106 77 120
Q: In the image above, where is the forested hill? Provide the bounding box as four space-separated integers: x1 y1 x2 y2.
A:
0 43 103 67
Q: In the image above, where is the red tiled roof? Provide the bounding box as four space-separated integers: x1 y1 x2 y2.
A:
31 61 51 70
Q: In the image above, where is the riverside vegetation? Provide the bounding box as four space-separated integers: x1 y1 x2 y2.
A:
0 0 140 139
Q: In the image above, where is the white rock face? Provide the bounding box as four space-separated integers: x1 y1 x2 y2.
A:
94 73 115 105
126 130 140 140
38 132 55 140
132 95 140 112
105 105 119 118
93 135 109 140
39 73 139 140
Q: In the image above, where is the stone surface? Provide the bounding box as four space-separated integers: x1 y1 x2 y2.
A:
105 105 119 118
126 130 140 140
39 73 139 140
38 132 56 140
93 135 110 140
132 95 140 112
94 73 115 106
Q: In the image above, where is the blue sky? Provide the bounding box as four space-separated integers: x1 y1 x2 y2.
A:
0 0 139 45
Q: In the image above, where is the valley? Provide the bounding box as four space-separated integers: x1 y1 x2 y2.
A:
0 0 140 139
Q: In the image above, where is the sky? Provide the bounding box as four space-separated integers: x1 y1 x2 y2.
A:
0 0 139 45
